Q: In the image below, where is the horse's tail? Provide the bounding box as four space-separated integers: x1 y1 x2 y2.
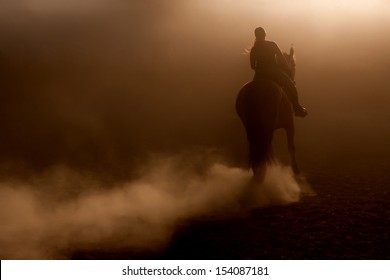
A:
236 80 281 175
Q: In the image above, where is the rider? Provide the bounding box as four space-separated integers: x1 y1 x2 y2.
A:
250 27 307 117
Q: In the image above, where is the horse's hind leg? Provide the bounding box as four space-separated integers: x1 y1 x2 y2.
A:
285 126 300 174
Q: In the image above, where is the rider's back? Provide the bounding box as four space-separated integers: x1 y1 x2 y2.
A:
250 40 279 70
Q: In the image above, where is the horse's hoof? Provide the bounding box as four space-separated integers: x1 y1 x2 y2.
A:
292 166 300 175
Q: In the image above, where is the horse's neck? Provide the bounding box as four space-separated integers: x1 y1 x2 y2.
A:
283 54 296 81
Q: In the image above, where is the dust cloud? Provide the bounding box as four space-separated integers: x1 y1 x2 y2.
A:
0 0 389 258
0 155 301 259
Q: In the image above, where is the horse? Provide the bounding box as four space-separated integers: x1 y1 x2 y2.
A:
236 47 299 180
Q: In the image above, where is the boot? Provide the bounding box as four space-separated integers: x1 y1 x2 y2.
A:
294 104 308 117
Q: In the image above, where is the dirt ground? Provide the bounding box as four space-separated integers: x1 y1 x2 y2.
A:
71 151 390 260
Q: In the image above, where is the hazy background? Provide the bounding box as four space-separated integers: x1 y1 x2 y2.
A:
0 0 390 258
1 0 390 176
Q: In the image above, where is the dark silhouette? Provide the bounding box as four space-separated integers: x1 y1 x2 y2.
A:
250 27 307 117
236 32 301 180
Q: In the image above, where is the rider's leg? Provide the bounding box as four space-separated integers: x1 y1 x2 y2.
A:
283 83 307 117
269 69 307 117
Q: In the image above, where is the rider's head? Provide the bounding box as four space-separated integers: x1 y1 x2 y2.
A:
255 27 266 40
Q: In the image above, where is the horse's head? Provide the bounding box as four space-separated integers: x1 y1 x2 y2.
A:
283 46 296 81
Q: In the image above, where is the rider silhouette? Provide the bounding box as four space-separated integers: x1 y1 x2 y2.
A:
250 27 307 117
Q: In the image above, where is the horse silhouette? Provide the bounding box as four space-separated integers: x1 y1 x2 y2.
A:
236 47 299 180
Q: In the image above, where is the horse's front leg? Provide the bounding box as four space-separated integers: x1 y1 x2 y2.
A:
285 125 300 174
